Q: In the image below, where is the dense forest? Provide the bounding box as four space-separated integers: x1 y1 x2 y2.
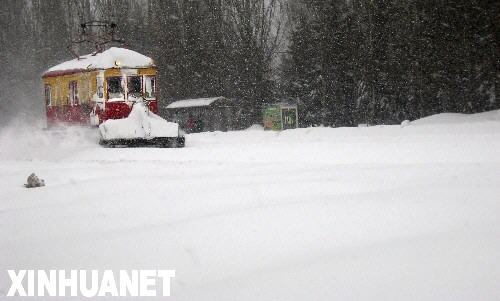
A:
284 0 499 126
0 0 498 127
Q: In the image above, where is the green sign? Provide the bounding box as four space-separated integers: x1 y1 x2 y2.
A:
263 107 281 130
282 108 297 130
263 105 298 130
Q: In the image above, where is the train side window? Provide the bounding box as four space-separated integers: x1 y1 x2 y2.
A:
69 81 79 105
107 77 123 99
144 76 156 99
96 77 104 98
44 85 51 106
127 76 142 100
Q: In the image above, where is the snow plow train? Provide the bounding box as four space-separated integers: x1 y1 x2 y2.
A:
42 47 185 148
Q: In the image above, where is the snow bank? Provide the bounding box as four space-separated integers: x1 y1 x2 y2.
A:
99 102 179 140
411 109 500 125
44 47 154 75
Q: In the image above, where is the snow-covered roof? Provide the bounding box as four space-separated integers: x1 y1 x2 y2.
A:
43 47 154 77
166 97 228 109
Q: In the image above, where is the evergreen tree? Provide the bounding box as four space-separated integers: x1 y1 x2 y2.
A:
283 12 322 126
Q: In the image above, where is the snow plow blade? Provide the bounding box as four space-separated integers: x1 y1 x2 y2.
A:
98 101 185 148
99 136 185 148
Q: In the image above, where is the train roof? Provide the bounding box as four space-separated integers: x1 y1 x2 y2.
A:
43 47 155 77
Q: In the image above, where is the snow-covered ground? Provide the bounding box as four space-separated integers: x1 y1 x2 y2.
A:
1 110 500 300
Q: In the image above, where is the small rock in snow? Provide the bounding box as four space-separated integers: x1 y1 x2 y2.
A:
25 173 45 188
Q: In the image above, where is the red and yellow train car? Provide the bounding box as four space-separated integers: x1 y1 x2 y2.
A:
42 47 158 127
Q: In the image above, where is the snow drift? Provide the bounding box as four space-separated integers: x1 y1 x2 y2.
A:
411 109 500 125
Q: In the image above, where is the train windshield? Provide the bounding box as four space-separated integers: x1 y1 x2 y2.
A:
107 77 124 99
127 76 142 100
144 76 156 99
